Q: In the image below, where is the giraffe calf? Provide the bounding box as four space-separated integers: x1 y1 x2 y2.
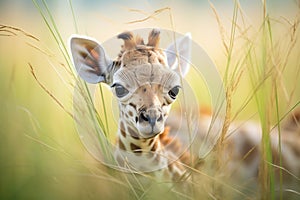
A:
69 29 300 188
70 29 192 181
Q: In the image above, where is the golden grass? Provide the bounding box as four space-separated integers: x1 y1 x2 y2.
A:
1 0 300 199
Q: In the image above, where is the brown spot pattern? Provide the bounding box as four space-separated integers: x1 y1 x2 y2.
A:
120 130 126 138
119 140 126 150
120 122 126 138
128 111 133 117
128 126 139 139
151 142 158 151
130 143 142 155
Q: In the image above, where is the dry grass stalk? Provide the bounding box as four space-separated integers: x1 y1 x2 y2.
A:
28 63 73 118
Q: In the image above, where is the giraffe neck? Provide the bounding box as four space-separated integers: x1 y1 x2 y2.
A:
117 118 165 153
115 119 168 171
115 119 188 181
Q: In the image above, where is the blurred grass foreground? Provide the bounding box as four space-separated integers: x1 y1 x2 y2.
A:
1 0 300 199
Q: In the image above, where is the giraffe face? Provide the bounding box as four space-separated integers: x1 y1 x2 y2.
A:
69 29 191 138
112 63 181 138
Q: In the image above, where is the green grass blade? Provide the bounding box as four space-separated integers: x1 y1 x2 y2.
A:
275 83 283 200
68 0 78 34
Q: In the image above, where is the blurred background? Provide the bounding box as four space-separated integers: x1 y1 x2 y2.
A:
0 0 299 199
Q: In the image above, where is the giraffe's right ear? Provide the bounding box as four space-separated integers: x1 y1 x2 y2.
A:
69 35 112 84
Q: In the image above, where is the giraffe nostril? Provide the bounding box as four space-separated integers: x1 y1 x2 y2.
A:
140 112 149 122
139 110 163 129
157 115 163 122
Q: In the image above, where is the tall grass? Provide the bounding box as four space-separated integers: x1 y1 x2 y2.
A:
31 0 116 162
1 0 300 199
211 0 300 199
32 0 300 198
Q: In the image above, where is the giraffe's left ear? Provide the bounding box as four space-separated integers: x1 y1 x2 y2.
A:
165 33 192 77
69 35 112 84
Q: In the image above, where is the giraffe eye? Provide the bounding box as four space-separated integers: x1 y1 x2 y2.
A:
168 86 180 100
112 84 129 98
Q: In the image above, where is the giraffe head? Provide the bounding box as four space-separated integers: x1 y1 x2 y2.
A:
70 29 191 139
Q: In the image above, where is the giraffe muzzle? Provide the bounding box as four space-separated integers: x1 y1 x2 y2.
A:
138 108 164 137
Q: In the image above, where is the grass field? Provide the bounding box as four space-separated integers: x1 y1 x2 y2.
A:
0 0 300 199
